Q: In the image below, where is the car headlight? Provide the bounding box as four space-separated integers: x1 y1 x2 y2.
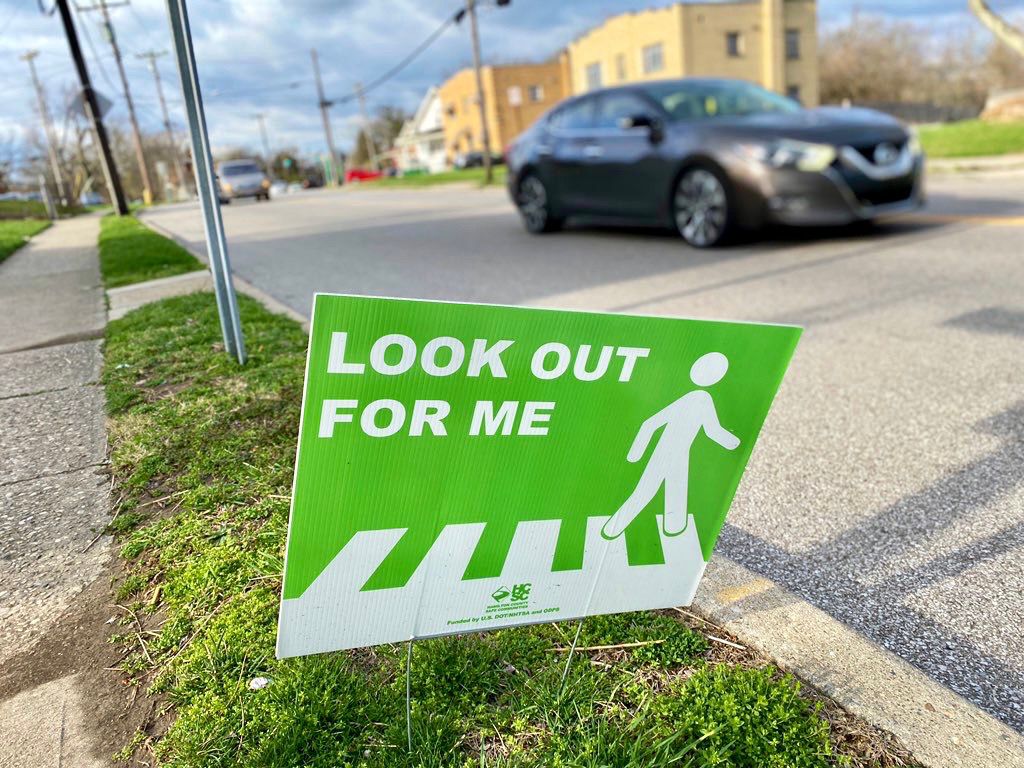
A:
738 139 837 172
261 179 271 188
222 182 233 193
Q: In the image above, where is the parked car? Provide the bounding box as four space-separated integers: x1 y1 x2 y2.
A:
454 151 505 169
216 159 271 202
345 168 383 183
506 78 924 247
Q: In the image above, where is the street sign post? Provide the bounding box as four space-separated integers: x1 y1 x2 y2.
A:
277 294 800 658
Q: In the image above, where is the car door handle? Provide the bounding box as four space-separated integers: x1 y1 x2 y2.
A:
583 144 604 159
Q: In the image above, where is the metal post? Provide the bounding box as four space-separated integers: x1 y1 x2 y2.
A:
311 49 340 186
354 83 379 171
138 50 187 195
55 0 127 215
80 0 154 204
466 0 494 184
22 51 70 207
255 113 273 178
164 0 246 364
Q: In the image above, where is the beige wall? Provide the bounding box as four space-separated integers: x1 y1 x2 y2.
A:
438 60 567 161
566 0 819 105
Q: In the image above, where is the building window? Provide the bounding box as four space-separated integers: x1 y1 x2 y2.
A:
785 28 801 60
616 53 627 81
507 86 522 106
641 43 664 74
527 84 544 102
585 62 602 91
726 31 743 57
786 84 801 103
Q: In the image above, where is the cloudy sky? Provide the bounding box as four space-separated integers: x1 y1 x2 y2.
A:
2 0 1023 161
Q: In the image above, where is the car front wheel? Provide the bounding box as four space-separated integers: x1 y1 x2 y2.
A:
517 174 562 234
673 166 732 248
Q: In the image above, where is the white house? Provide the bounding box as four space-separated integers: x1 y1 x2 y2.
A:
394 87 447 174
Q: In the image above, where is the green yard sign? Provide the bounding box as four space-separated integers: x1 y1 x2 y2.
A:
277 294 800 658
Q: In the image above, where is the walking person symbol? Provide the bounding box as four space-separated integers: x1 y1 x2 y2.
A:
602 352 741 540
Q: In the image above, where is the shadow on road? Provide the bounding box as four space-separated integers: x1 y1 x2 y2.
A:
719 400 1024 732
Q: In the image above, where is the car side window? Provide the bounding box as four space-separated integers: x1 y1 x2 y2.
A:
594 92 656 130
548 98 597 133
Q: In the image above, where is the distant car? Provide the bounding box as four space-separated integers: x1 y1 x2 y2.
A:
345 168 383 183
454 151 504 169
506 78 924 247
79 191 104 206
269 181 288 199
216 159 271 202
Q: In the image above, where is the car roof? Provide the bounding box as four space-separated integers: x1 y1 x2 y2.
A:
558 77 754 106
218 159 259 167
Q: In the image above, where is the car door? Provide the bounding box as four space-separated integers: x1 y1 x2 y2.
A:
585 91 674 218
544 96 601 212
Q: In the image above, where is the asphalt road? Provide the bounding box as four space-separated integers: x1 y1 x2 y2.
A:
144 171 1024 731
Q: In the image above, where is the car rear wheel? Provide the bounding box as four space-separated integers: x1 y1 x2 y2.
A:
673 166 732 248
517 174 562 234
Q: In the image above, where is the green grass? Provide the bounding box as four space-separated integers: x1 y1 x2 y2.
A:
362 166 508 188
99 214 204 288
0 199 89 220
0 219 50 264
102 292 907 768
919 120 1024 159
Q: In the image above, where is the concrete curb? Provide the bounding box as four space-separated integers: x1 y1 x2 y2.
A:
694 557 1024 768
134 212 1024 768
927 152 1024 175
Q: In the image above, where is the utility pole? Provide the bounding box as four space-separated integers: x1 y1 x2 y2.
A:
137 50 186 195
354 82 379 171
79 0 154 204
54 0 128 214
465 0 493 183
311 48 341 186
254 113 273 177
21 51 71 207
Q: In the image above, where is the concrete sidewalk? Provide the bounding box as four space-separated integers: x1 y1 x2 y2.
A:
0 215 112 767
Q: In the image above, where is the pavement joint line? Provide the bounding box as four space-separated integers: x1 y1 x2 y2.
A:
1 329 105 356
0 382 96 402
0 461 109 489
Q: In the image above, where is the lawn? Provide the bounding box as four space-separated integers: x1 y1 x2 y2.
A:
98 214 204 288
0 219 50 264
919 119 1024 159
362 165 508 188
102 290 919 768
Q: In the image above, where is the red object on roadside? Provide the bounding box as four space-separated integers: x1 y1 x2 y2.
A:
345 168 383 183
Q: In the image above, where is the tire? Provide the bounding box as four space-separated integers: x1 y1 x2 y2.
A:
516 173 563 234
672 164 734 248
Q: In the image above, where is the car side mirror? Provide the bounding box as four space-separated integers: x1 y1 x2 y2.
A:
619 113 664 143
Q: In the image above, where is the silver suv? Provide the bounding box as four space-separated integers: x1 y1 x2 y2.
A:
216 159 271 202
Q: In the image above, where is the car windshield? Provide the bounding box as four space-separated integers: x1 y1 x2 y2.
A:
221 162 261 176
640 81 800 121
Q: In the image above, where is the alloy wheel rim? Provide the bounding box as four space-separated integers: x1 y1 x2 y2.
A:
675 169 727 246
519 176 548 230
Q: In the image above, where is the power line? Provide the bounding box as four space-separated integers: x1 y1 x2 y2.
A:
325 11 460 105
73 1 119 94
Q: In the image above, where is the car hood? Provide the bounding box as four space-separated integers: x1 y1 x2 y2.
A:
689 106 908 146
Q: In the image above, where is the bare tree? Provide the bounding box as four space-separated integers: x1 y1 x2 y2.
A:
969 0 1024 57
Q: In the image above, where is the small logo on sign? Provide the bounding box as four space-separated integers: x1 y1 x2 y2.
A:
492 586 511 603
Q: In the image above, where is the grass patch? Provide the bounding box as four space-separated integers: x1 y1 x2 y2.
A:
363 165 508 188
0 219 50 264
103 292 918 768
99 214 203 288
919 119 1024 158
